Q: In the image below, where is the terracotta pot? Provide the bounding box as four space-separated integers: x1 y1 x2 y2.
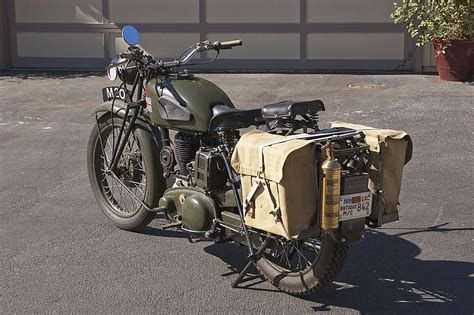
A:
433 39 474 81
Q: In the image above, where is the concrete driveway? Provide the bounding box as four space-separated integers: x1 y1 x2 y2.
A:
0 72 473 314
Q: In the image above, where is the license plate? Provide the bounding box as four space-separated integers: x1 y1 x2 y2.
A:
102 86 127 102
339 191 372 221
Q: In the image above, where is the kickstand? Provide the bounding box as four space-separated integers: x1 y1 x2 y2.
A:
231 237 270 288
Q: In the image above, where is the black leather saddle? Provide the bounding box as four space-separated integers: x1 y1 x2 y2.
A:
208 105 263 131
261 100 325 119
208 100 325 131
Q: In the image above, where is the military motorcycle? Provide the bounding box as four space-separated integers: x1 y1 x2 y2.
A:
87 26 411 295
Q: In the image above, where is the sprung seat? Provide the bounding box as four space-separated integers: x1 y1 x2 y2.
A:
208 100 325 131
261 100 325 119
208 105 263 131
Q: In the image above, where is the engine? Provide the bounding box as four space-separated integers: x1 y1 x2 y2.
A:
194 148 228 190
174 132 200 176
158 131 236 232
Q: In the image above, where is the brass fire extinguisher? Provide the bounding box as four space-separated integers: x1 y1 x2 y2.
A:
321 144 341 230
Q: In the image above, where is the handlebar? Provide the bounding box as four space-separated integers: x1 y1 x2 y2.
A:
158 39 243 69
109 39 243 72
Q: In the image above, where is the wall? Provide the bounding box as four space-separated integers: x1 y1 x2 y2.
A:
0 1 9 70
5 0 416 71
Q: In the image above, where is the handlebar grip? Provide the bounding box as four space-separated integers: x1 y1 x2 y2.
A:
219 40 243 49
161 60 180 68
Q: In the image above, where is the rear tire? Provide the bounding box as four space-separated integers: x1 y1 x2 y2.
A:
87 115 166 231
255 234 347 295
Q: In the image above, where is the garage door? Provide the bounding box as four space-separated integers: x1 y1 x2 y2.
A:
6 0 415 71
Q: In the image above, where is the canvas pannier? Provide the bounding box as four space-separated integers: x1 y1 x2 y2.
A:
331 121 413 226
231 130 318 239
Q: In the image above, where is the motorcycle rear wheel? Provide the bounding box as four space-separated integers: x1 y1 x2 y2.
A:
87 115 165 231
255 233 347 295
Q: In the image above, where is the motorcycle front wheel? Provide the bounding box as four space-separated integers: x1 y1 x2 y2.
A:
255 233 347 295
87 115 165 231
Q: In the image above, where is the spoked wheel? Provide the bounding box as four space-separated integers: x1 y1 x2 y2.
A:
87 115 166 231
254 233 347 295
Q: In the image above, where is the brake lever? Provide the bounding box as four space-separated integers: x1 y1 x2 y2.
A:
106 59 128 70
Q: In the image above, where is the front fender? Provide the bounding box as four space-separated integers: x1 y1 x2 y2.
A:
91 101 122 113
90 101 164 149
90 101 126 121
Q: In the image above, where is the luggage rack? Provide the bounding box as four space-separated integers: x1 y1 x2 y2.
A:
261 127 366 146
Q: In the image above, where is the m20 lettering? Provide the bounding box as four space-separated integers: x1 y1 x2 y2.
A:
102 86 127 102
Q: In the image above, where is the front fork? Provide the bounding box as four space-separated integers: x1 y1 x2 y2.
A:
94 103 165 214
95 103 141 174
93 74 165 214
100 72 144 175
108 104 140 173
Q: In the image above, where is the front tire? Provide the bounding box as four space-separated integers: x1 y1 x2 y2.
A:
255 233 347 295
87 115 166 231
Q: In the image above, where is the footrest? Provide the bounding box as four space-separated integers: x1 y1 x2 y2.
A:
147 206 166 213
162 221 182 229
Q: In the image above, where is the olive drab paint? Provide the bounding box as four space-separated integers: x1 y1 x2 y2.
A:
321 144 341 230
145 76 235 132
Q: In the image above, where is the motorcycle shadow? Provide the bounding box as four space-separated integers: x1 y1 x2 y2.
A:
139 226 189 239
204 224 474 313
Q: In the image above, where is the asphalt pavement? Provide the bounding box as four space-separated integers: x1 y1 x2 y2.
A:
0 72 473 314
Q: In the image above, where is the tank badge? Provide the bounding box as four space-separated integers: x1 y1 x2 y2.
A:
178 194 186 205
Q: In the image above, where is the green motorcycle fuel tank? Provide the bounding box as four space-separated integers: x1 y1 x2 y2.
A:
145 76 235 132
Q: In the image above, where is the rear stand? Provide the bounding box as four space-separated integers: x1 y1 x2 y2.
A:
219 150 273 288
231 237 270 288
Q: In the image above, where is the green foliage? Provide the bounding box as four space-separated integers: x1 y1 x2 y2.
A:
391 0 473 52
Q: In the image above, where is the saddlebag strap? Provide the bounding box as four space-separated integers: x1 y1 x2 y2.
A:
261 180 293 240
257 138 295 172
243 179 262 217
242 177 293 240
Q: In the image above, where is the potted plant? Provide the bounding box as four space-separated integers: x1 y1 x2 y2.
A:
391 0 473 81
